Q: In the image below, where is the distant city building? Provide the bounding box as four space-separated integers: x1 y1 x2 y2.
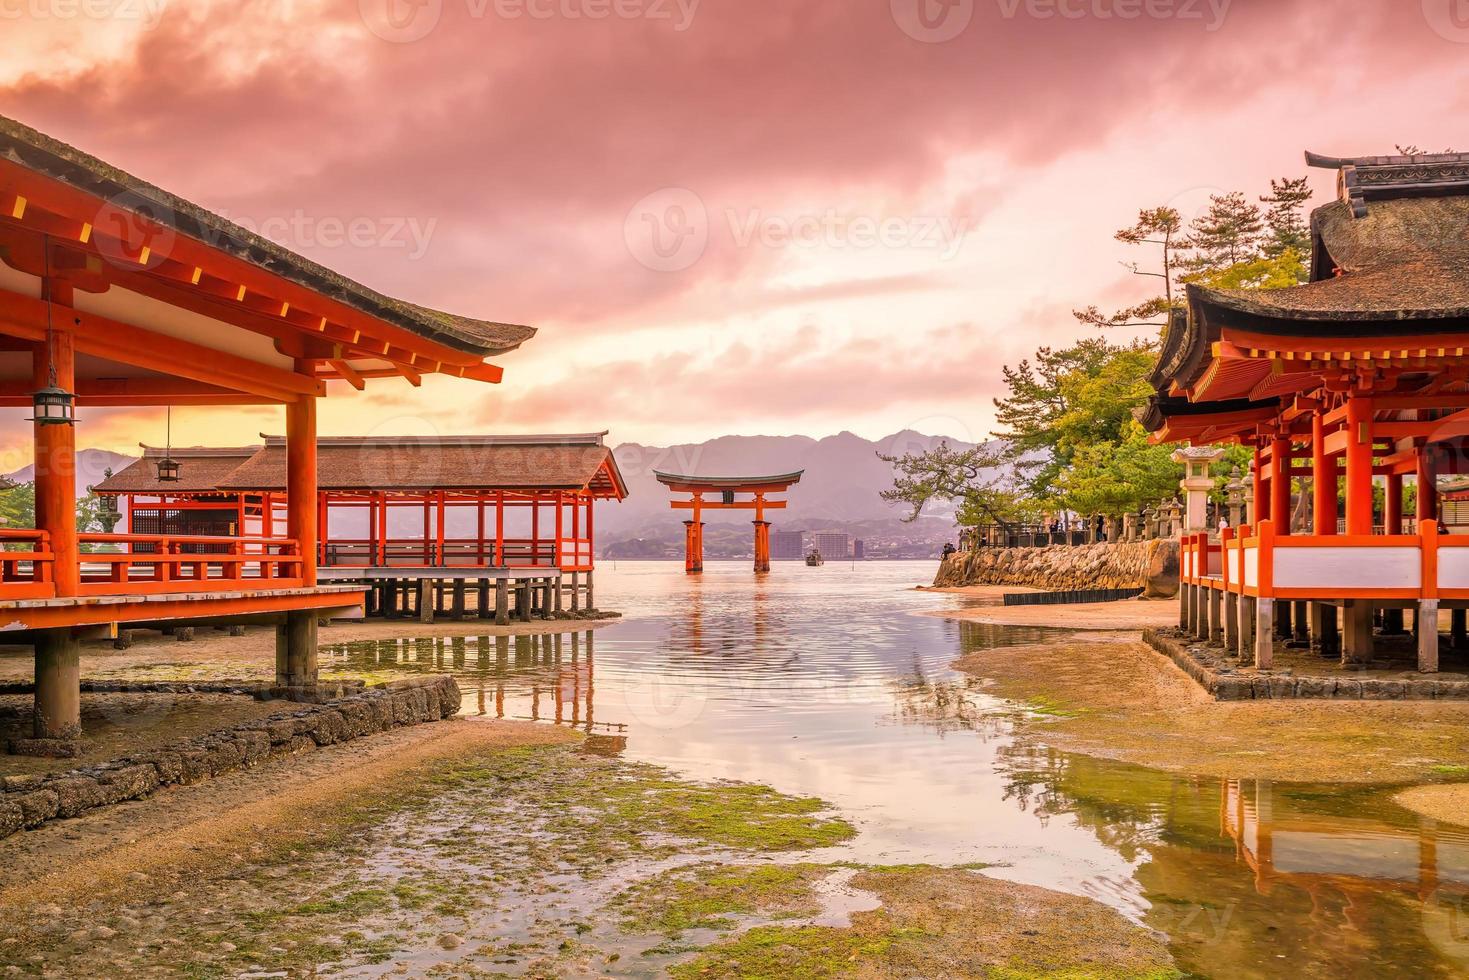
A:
853 539 865 560
771 530 806 560
812 532 850 560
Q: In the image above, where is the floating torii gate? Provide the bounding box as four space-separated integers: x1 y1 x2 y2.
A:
654 471 804 573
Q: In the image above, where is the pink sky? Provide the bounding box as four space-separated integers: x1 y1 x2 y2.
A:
2 0 1467 466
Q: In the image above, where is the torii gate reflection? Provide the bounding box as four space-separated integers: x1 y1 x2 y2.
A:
654 471 805 573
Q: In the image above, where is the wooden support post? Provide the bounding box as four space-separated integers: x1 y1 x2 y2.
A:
1237 595 1254 660
1179 583 1190 630
542 580 553 619
1420 599 1441 673
554 575 564 616
1342 600 1375 665
1454 609 1467 650
519 581 532 623
419 580 435 624
495 578 509 625
1223 589 1239 651
1193 585 1209 641
570 571 581 613
275 610 318 688
477 579 490 619
1418 447 1439 523
1254 597 1274 669
1313 409 1338 534
1207 587 1222 644
1276 599 1293 640
285 374 318 587
33 631 81 739
33 321 78 597
585 571 594 611
1345 396 1375 536
1309 602 1336 657
1270 437 1291 534
1292 600 1309 643
452 579 467 620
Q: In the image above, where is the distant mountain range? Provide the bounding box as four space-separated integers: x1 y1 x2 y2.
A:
11 432 991 557
603 430 989 542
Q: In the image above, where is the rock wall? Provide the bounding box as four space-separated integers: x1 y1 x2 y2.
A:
933 539 1179 597
0 675 462 841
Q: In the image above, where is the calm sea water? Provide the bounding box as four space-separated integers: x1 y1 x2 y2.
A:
321 560 1469 978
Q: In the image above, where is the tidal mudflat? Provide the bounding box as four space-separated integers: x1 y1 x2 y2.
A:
4 561 1469 977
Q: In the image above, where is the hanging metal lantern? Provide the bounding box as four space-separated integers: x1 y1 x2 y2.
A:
29 383 76 425
156 406 181 482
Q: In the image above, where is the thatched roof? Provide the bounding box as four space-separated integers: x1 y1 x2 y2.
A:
95 435 627 497
219 434 627 496
95 447 261 494
0 115 533 357
1194 196 1469 323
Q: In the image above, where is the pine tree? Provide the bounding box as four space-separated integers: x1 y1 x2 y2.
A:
1073 207 1183 330
1260 176 1312 261
1182 191 1264 274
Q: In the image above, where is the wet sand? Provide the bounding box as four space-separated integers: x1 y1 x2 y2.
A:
924 592 1178 630
955 637 1469 782
1394 784 1469 827
0 718 576 906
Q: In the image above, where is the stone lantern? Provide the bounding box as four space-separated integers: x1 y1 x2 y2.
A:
1161 498 1183 537
1225 466 1248 528
1171 446 1227 533
1142 505 1157 540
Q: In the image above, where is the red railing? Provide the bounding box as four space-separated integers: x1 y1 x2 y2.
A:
75 533 304 594
0 528 55 599
320 537 571 570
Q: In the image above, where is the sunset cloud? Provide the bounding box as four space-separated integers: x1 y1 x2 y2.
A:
2 0 1467 461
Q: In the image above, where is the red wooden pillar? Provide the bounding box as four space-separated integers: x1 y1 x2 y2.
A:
317 491 330 565
1312 409 1338 535
435 490 446 566
1345 396 1375 536
476 493 486 565
532 493 541 565
1270 437 1291 534
1252 446 1270 524
375 492 388 565
555 491 565 568
686 493 704 573
33 316 77 596
1418 446 1439 523
1386 473 1404 536
495 490 505 566
285 385 317 586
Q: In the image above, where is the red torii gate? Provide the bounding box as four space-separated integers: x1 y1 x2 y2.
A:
654 471 804 573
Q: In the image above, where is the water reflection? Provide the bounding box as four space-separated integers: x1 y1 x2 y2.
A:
322 631 624 744
324 561 1469 976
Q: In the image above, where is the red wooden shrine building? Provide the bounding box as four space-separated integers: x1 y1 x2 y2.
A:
1147 150 1469 673
0 115 531 749
96 432 627 576
654 471 803 573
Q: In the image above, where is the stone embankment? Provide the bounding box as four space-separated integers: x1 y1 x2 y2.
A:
0 675 461 841
934 539 1179 597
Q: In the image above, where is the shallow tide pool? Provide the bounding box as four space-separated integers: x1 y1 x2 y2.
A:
321 560 1469 977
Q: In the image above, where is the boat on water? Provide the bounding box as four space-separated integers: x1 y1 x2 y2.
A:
805 550 824 566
